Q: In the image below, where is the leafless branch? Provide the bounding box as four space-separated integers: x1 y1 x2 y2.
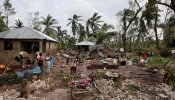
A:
135 0 141 9
157 2 173 10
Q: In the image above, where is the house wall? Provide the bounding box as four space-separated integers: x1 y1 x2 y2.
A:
45 41 57 52
0 39 57 64
0 50 21 65
50 42 57 50
13 40 20 50
0 40 21 65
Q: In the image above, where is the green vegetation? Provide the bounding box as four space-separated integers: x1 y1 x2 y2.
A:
56 71 72 84
0 73 22 85
112 80 122 89
0 0 175 91
147 55 175 90
41 14 58 37
148 55 170 69
15 19 23 28
0 0 174 51
163 60 175 90
127 84 140 95
127 84 140 92
164 67 175 90
94 71 105 80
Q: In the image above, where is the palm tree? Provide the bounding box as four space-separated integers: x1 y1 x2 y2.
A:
54 26 68 49
55 26 67 43
61 34 76 49
140 2 160 50
116 0 142 55
101 23 114 31
95 23 115 44
164 15 175 47
87 12 103 35
55 26 67 35
67 14 82 37
15 19 23 28
78 24 86 42
117 8 136 53
41 14 57 36
86 19 90 34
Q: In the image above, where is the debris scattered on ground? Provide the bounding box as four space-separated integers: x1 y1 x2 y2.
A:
0 51 175 100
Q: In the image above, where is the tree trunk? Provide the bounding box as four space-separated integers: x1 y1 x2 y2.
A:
164 8 170 47
137 32 141 50
122 33 127 55
122 11 127 55
122 7 142 56
154 7 160 50
6 15 9 27
129 36 132 52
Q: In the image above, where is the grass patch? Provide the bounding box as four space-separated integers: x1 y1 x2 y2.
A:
127 84 140 92
94 71 105 80
56 71 72 84
148 55 170 69
164 66 175 90
0 73 22 85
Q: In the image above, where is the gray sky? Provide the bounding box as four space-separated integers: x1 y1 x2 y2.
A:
0 0 129 33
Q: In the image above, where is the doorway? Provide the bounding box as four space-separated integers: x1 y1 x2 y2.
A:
21 41 39 53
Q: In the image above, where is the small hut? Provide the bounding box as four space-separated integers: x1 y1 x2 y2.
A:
0 27 57 64
75 40 95 51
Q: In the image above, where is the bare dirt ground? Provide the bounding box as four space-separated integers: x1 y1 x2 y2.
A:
29 60 94 100
0 57 175 100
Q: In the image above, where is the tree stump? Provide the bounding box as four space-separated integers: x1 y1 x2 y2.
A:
19 79 29 99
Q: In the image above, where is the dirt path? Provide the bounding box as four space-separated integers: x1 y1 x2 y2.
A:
118 65 163 85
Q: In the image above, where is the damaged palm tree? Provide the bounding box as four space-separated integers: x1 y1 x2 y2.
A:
117 0 142 56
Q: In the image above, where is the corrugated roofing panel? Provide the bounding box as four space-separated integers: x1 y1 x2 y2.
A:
75 40 95 45
0 27 57 42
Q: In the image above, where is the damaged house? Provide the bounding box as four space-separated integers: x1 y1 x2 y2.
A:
0 27 57 64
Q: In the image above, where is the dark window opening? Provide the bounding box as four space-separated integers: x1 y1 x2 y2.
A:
171 39 175 47
21 42 39 53
42 42 46 53
4 40 13 50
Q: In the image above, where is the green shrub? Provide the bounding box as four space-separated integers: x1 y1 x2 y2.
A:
148 55 169 69
164 67 175 90
127 84 140 92
56 72 72 84
94 71 105 80
162 59 175 90
159 48 171 57
0 73 22 85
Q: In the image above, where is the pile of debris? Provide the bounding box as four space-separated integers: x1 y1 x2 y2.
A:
94 78 175 100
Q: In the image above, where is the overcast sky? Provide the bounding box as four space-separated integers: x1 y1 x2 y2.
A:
0 0 129 33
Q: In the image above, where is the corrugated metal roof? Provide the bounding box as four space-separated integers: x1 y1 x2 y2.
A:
75 40 95 45
0 27 57 42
